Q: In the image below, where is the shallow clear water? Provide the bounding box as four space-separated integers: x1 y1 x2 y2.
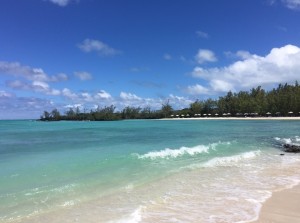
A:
0 119 300 222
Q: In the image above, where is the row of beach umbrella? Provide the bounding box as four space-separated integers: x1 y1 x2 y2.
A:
170 111 299 118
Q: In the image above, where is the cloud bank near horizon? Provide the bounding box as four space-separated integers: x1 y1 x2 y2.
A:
1 44 300 118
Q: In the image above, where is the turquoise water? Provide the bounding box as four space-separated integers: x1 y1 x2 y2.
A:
0 119 300 222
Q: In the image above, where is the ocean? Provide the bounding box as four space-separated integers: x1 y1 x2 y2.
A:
0 119 300 223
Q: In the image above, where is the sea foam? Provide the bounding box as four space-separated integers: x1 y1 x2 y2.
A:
184 150 261 170
137 142 229 160
202 150 261 168
274 136 300 146
115 206 144 223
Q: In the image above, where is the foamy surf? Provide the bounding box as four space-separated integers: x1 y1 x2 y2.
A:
136 142 230 159
202 150 261 167
274 136 300 146
114 206 144 223
184 150 261 170
3 120 300 223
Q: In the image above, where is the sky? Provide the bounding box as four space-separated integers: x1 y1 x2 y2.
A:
1 0 300 119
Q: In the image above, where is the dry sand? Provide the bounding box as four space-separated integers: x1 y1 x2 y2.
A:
252 185 300 223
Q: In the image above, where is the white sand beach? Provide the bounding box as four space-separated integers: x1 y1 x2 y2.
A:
163 117 300 121
253 185 300 223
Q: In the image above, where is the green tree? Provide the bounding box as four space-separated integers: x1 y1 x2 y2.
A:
51 108 61 121
41 110 50 120
161 100 173 118
121 106 142 119
189 100 202 116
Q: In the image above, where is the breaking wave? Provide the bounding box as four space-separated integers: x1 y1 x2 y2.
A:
137 142 230 160
274 136 300 146
202 150 261 167
184 150 261 170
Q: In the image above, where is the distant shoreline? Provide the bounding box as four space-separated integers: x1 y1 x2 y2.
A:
162 117 300 120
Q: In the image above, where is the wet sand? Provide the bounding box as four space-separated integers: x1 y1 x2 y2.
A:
253 185 300 223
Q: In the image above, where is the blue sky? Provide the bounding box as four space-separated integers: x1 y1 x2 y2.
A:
1 0 300 119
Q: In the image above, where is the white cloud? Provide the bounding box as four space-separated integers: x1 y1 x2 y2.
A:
185 84 210 95
191 44 300 93
78 39 120 56
224 50 253 60
195 49 217 64
80 92 93 102
55 73 68 81
117 92 192 110
196 30 209 39
168 94 193 108
62 88 113 104
235 50 252 60
0 90 13 98
282 0 300 9
95 90 112 99
48 0 73 7
120 92 142 101
64 104 83 109
74 71 92 81
62 88 79 100
7 80 61 96
210 79 235 92
163 53 172 60
0 61 68 82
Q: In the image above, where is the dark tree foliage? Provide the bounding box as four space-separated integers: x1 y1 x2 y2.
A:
161 100 173 118
40 82 300 121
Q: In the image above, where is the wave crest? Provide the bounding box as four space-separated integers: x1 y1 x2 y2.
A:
137 142 230 160
202 150 261 168
274 136 300 146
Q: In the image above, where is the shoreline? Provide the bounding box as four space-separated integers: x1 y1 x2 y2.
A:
162 117 300 120
252 184 300 223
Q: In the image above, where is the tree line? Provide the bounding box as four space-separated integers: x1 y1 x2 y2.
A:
40 104 171 121
40 82 300 121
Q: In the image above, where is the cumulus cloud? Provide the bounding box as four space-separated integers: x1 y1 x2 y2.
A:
78 39 120 56
0 61 68 82
191 44 300 93
210 79 235 92
282 0 300 9
95 90 112 100
74 71 92 81
185 84 210 95
62 88 112 104
195 49 217 64
196 30 209 39
62 88 78 100
48 0 73 7
120 92 142 101
168 94 194 109
7 80 61 96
